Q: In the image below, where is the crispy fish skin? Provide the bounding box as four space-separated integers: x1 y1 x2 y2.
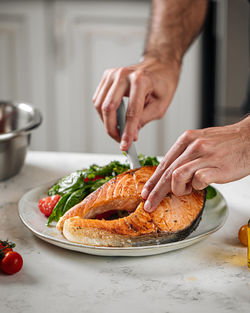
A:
57 166 206 247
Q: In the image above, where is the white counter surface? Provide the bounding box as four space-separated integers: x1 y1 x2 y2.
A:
1 151 250 313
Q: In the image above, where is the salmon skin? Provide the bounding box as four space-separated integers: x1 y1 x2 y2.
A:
57 166 206 247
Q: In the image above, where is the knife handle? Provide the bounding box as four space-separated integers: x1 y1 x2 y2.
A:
116 99 126 137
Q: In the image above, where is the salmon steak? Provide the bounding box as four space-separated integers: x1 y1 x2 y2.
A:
57 166 206 247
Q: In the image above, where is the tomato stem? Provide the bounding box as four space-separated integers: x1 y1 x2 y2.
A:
0 240 16 259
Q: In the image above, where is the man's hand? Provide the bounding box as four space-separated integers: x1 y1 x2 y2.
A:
93 0 208 151
141 116 250 212
93 57 180 151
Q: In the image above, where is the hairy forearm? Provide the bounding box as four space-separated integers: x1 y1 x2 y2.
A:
144 0 208 64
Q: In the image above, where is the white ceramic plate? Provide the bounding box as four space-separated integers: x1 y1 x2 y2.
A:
18 182 228 257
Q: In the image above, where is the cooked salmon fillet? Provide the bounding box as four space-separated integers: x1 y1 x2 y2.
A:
57 166 206 247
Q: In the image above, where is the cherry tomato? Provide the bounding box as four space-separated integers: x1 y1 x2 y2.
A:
0 246 13 256
0 241 14 259
84 175 104 183
0 243 5 249
1 251 23 275
0 243 13 253
39 194 61 217
238 224 248 247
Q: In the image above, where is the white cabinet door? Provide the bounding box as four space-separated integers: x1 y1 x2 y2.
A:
53 0 202 156
0 0 49 150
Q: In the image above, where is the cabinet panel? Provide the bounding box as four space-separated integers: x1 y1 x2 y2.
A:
0 1 49 150
0 16 28 101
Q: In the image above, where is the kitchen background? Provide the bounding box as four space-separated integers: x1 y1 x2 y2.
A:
0 0 249 156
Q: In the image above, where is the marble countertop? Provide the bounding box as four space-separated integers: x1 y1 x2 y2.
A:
1 151 250 313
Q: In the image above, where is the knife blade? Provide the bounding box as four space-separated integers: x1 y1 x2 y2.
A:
116 99 141 169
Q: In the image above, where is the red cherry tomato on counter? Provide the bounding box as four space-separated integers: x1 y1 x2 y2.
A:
0 243 13 256
84 175 104 183
0 246 13 256
39 194 61 217
0 240 15 260
1 251 23 275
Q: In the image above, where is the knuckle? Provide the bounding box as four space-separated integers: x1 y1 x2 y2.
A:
130 70 147 84
149 189 160 201
126 109 139 121
156 161 168 174
144 180 155 191
102 101 115 115
192 138 206 154
104 68 113 76
117 67 128 79
172 169 183 183
104 68 117 81
179 129 196 144
102 69 110 79
184 129 195 140
194 171 207 186
156 162 164 172
160 170 171 183
103 69 109 77
121 132 130 143
94 101 101 110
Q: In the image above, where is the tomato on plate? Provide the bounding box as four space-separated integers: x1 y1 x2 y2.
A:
238 224 248 247
1 251 23 275
39 194 61 217
84 175 104 183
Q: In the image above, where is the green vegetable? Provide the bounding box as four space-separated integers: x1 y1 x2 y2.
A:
83 161 129 180
206 185 217 200
47 193 71 225
138 154 159 166
62 188 89 215
48 170 85 196
89 177 111 192
46 154 159 225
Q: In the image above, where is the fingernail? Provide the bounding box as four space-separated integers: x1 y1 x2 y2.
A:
141 188 148 199
144 200 152 212
120 140 127 150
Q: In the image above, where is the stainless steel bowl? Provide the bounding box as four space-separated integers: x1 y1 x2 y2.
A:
0 101 42 180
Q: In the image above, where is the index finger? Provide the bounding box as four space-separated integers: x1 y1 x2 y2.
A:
102 74 129 142
120 74 151 151
141 132 193 200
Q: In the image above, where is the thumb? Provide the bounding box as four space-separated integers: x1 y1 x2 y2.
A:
192 168 221 190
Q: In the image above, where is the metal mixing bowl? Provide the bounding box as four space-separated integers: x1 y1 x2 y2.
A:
0 101 42 180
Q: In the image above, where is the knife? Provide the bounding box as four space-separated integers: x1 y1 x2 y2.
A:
116 99 141 169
